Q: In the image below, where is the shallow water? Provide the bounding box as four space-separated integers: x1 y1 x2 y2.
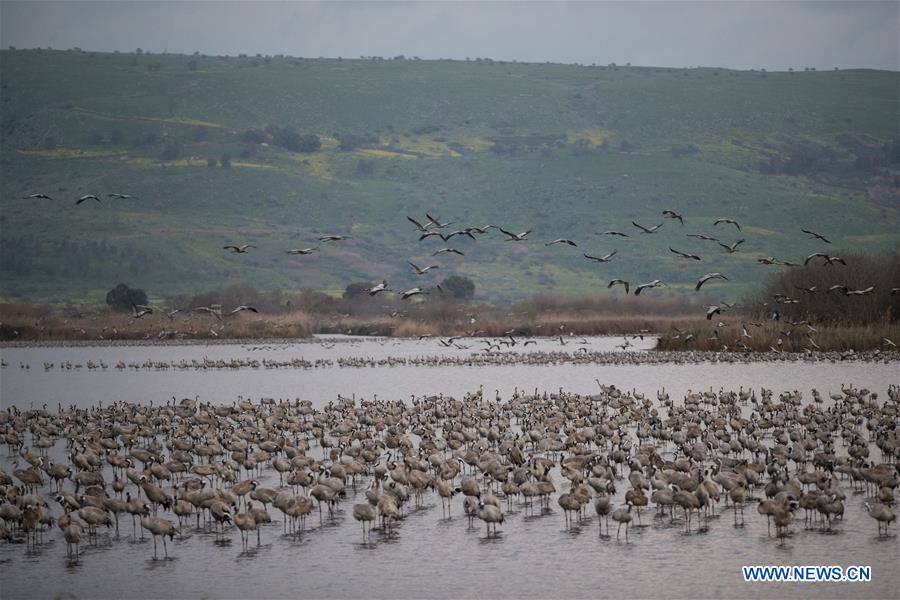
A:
0 335 895 409
0 337 898 599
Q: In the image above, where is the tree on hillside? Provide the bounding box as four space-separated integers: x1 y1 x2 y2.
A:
267 125 321 153
337 132 379 151
296 133 321 152
343 282 371 300
440 275 475 300
106 283 148 312
243 129 267 144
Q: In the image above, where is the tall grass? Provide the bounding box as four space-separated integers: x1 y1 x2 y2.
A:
0 304 315 342
656 322 900 352
0 298 712 342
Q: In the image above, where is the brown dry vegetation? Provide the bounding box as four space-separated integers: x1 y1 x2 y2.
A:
0 295 715 343
0 303 315 342
2 267 898 351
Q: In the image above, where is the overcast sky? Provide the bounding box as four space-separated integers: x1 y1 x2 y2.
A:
2 1 898 71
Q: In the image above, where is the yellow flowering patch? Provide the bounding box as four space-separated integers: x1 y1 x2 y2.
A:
390 137 458 158
318 137 340 152
231 161 275 170
124 157 273 170
287 153 335 180
571 128 614 147
18 148 125 159
456 134 493 151
70 107 225 129
357 148 418 160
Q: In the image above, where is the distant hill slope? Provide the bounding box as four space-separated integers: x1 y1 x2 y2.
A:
1 49 897 304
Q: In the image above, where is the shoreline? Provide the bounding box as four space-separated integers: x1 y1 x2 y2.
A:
1 323 897 355
0 334 388 349
2 343 897 367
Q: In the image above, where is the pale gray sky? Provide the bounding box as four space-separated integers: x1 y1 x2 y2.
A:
2 1 898 71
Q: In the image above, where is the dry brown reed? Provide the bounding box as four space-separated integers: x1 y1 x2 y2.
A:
656 321 900 352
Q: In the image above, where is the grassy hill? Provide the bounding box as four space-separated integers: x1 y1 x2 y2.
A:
1 49 898 305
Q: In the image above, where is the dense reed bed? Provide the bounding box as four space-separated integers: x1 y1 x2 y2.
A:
656 322 900 352
0 302 710 342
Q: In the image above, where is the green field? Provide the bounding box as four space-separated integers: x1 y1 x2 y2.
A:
1 49 897 304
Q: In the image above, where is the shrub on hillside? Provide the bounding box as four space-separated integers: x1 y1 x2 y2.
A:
337 132 379 151
440 275 475 300
760 137 837 176
343 282 371 300
243 129 267 144
266 125 320 153
106 283 148 312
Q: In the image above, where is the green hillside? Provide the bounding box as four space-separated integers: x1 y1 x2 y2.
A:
1 49 898 305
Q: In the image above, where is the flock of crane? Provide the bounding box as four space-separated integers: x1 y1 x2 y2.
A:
1 381 896 563
31 188 885 331
210 210 874 315
223 211 778 306
212 211 891 353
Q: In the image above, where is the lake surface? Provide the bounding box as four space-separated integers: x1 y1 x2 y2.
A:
0 337 898 599
1 335 894 409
